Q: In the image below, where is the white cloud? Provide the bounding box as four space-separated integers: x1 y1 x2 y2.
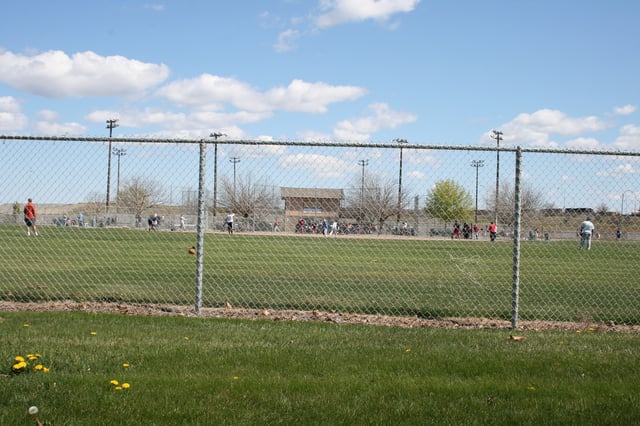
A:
0 50 169 98
0 96 27 130
496 109 610 148
34 120 86 136
279 153 355 178
315 0 420 28
613 124 640 150
144 3 165 12
565 137 600 150
274 29 300 52
333 102 417 141
156 75 366 114
596 163 637 178
613 104 636 115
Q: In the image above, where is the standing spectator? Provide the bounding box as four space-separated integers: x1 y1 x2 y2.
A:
579 216 595 250
473 223 480 239
616 228 622 241
330 220 338 236
23 198 38 236
273 219 280 232
180 215 186 230
148 213 160 231
322 218 329 236
488 221 497 241
226 212 235 234
77 212 84 228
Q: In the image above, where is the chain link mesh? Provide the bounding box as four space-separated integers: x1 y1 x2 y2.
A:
1 137 639 325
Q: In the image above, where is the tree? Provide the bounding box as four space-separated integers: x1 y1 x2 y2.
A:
85 192 105 216
489 181 545 227
116 176 167 216
218 175 278 220
345 173 407 232
425 180 473 225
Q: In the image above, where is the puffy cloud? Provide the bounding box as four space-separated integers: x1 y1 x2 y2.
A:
0 96 27 130
613 124 640 150
613 104 637 116
333 102 416 141
279 153 354 178
0 50 169 98
316 0 421 28
157 75 366 114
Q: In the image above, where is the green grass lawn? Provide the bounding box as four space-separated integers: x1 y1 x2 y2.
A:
1 311 639 425
1 224 640 324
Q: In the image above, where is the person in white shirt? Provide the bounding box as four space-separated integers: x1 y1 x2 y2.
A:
579 216 595 250
225 212 235 234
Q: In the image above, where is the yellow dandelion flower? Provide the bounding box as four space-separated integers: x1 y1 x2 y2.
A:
405 348 411 353
90 331 97 335
115 386 123 391
527 386 536 391
184 336 189 340
576 330 582 333
34 364 43 371
122 363 130 368
15 356 25 362
122 383 130 389
233 376 239 381
110 379 119 386
23 323 29 328
12 361 28 371
43 367 50 373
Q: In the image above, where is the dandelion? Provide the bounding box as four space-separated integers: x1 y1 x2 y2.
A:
110 379 119 386
12 361 28 371
28 406 39 415
184 336 189 341
34 364 44 371
405 348 411 353
122 363 130 368
90 331 97 335
527 385 536 391
23 323 30 328
233 376 239 381
42 367 50 373
122 383 130 389
15 356 25 362
115 386 123 391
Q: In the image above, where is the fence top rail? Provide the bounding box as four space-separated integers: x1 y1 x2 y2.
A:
2 134 639 156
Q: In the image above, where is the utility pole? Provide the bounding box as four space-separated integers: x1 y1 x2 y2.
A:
358 159 369 221
471 160 484 224
113 147 127 212
105 119 119 217
490 130 503 226
229 157 241 200
394 138 408 227
210 132 226 217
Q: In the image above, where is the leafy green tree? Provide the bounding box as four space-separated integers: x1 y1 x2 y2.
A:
425 179 473 225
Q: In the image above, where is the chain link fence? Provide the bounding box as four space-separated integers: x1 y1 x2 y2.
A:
1 136 639 326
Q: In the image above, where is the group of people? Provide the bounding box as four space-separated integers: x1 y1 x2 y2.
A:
452 221 497 241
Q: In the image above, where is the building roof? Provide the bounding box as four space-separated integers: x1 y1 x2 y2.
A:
281 187 344 200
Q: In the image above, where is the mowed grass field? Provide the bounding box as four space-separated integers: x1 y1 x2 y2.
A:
1 224 640 324
2 311 640 425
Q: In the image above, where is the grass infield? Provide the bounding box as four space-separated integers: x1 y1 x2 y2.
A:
1 224 639 324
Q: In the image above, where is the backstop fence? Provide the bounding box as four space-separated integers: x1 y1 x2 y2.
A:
1 135 639 327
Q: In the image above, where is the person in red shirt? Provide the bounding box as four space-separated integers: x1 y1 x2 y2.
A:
24 198 38 236
488 221 497 241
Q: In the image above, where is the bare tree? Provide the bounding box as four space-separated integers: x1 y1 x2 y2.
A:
218 175 278 220
489 181 545 227
346 174 406 232
85 192 106 216
117 176 167 216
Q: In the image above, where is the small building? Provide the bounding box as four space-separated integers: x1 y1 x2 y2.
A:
281 187 344 232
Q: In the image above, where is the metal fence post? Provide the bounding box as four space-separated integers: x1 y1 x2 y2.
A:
195 140 207 314
511 147 523 329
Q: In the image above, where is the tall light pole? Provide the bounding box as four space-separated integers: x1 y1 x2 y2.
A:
358 159 369 221
210 132 226 217
105 119 119 216
113 147 126 211
621 190 637 226
394 138 408 225
471 160 484 224
490 130 503 225
229 157 241 200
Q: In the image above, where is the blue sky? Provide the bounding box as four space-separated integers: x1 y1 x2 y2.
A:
1 1 639 211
